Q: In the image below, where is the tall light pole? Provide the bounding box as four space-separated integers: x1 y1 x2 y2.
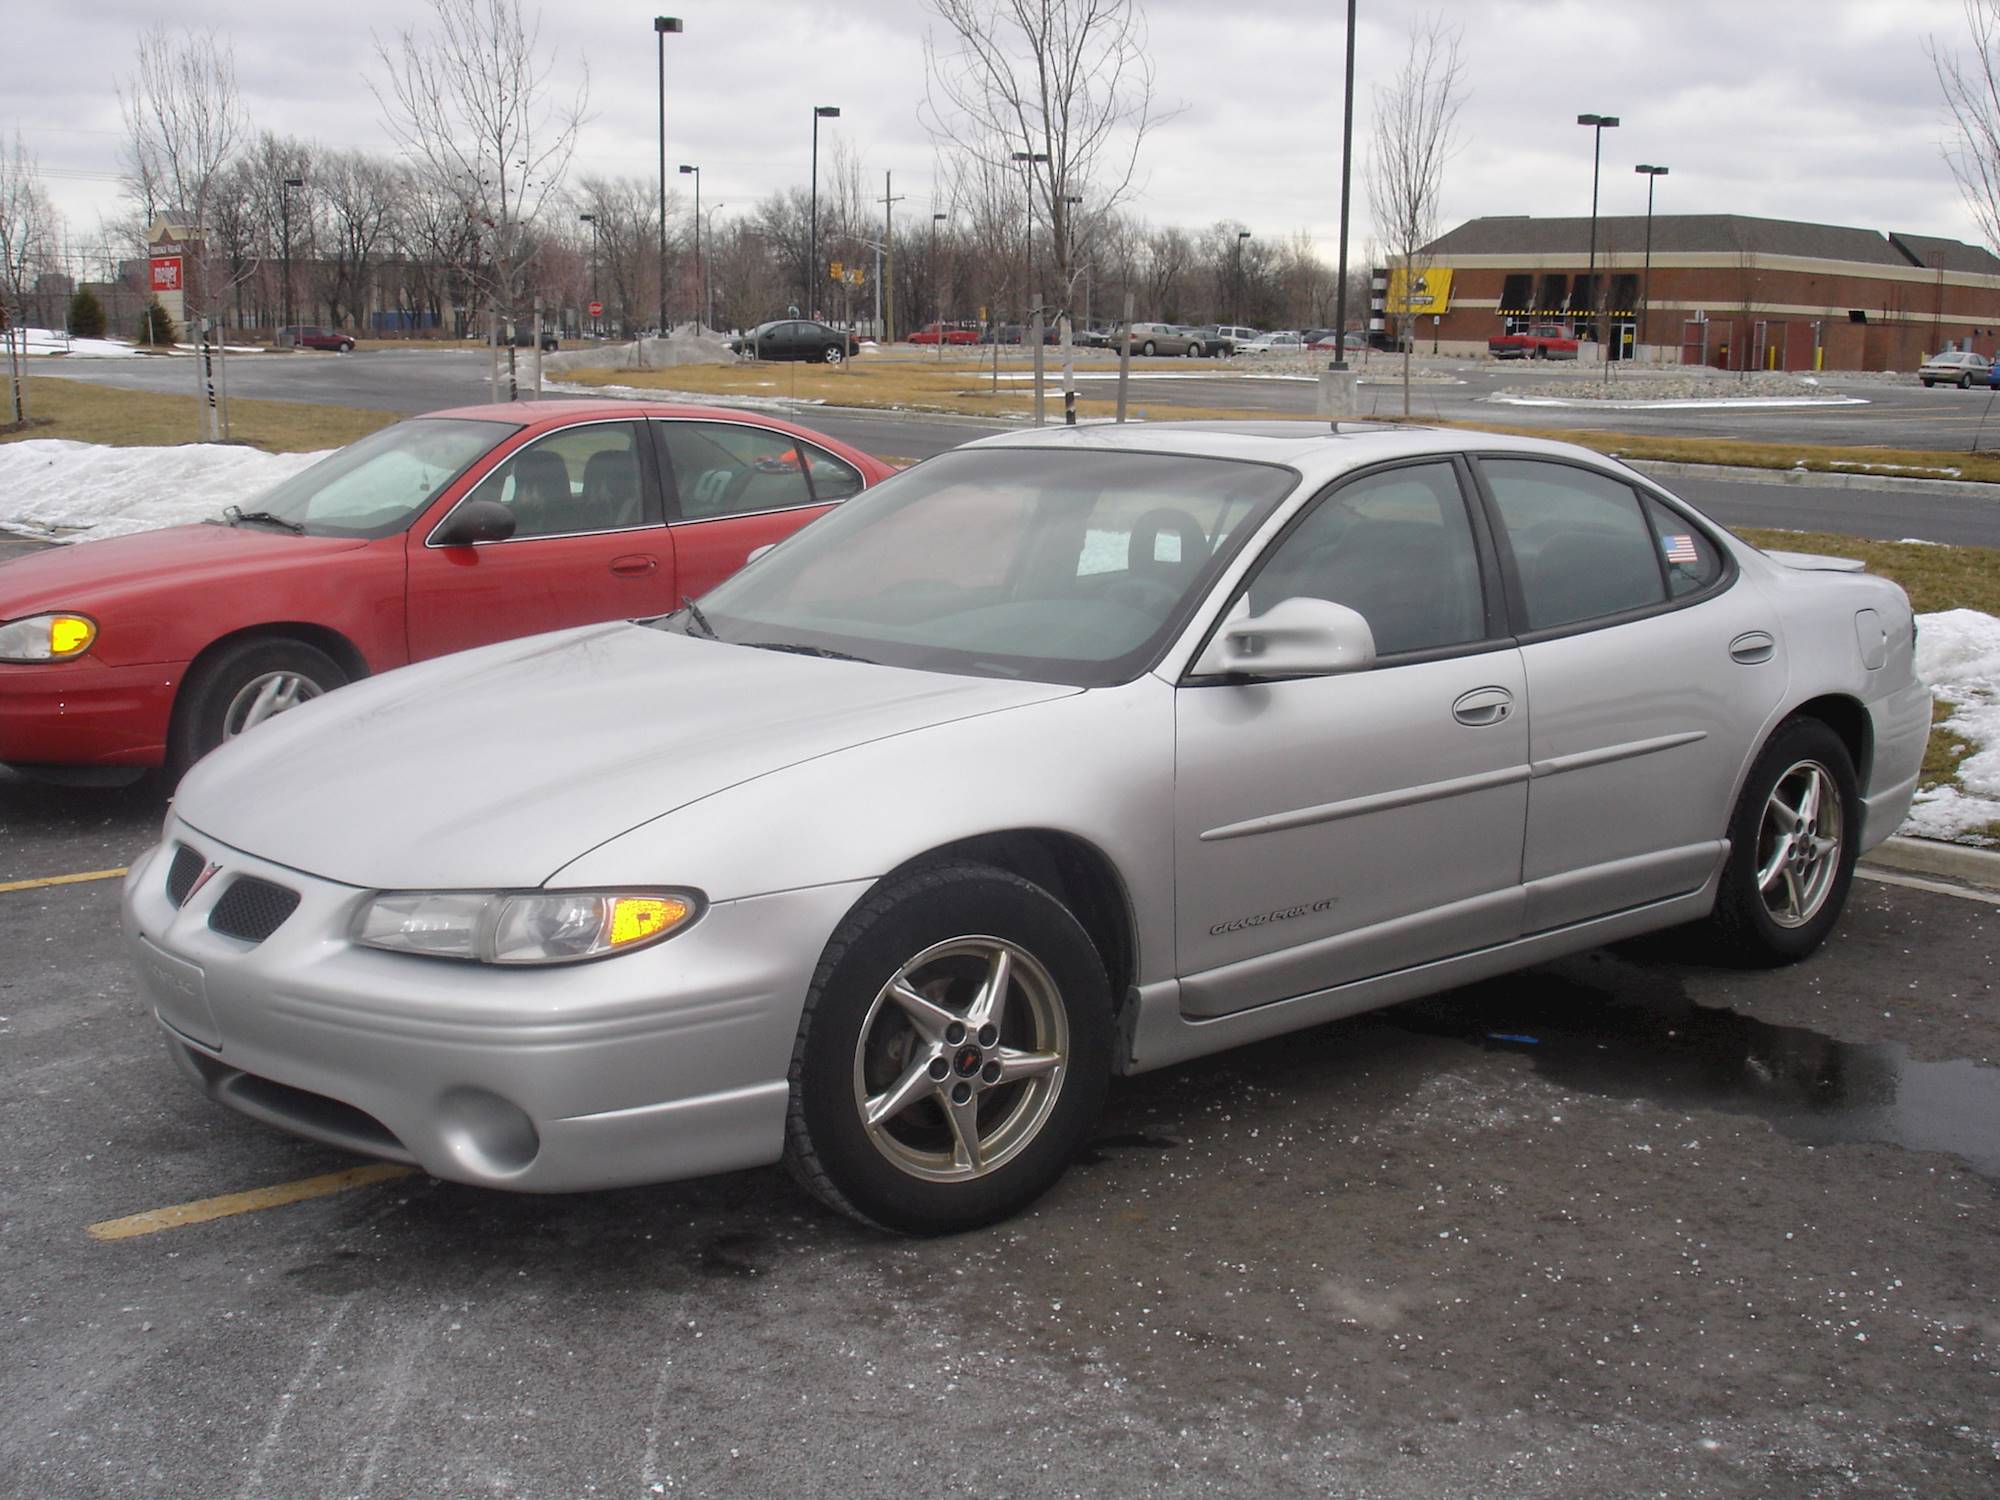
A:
1634 164 1667 355
579 212 598 334
678 164 700 330
280 176 303 335
1331 0 1357 370
1576 112 1620 349
654 17 682 337
1010 148 1050 323
809 105 840 319
1235 229 1252 325
704 203 722 332
930 211 947 360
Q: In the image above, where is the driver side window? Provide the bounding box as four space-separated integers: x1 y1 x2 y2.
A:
1246 461 1486 657
467 422 646 539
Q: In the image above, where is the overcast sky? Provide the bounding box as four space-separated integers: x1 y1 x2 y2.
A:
12 0 1989 263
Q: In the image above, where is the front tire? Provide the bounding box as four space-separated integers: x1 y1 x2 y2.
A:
784 863 1112 1234
1708 717 1859 965
167 637 346 782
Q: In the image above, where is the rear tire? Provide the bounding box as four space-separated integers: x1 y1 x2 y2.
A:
1707 717 1859 965
1141 340 1156 356
167 638 347 783
784 862 1112 1234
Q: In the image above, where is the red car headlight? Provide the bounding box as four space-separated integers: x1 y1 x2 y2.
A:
0 612 98 663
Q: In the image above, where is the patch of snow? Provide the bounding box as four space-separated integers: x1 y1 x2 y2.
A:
0 439 327 543
1904 608 2000 842
15 326 148 359
1488 393 1869 411
1828 460 1963 479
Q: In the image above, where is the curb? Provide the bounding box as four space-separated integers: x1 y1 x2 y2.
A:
1859 835 2000 891
1628 459 2000 501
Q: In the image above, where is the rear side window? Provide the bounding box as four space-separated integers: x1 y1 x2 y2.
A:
1639 495 1724 598
1482 459 1666 631
654 421 816 519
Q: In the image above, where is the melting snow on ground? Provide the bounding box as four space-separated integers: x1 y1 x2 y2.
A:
2 437 1997 844
13 326 264 358
1905 608 2000 843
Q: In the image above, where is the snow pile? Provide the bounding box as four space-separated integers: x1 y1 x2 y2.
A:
0 439 327 542
15 326 148 359
545 327 737 373
1905 608 2000 844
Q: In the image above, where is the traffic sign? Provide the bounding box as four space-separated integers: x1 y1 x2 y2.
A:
828 261 844 280
588 300 603 317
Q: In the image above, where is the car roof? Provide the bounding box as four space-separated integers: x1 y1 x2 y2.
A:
416 397 846 439
964 418 1628 482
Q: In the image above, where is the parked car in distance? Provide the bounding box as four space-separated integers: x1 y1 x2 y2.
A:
124 420 1927 1235
0 401 897 786
1235 331 1307 356
1204 325 1262 356
1489 324 1580 360
908 321 981 346
278 325 354 353
505 325 561 351
1919 350 1992 387
1123 322 1207 357
738 319 863 362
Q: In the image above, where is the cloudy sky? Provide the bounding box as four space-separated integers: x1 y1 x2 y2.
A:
12 0 1989 262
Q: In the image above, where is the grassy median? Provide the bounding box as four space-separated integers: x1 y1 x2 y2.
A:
1 376 397 453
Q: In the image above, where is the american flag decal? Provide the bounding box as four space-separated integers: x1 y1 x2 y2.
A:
1663 534 1698 565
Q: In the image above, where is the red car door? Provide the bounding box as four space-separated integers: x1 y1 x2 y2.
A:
405 418 678 660
650 418 863 597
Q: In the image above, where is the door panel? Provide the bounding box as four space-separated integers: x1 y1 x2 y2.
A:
406 421 675 661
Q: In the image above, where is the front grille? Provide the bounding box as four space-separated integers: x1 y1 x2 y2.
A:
165 844 205 907
208 877 301 943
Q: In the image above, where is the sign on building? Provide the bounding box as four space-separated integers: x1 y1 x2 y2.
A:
1385 267 1454 315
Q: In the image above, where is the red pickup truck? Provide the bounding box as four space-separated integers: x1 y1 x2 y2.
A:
1488 325 1578 360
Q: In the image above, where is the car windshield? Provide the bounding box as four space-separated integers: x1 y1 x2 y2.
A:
238 418 514 538
666 447 1298 686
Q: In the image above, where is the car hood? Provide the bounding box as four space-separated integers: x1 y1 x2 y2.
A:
0 524 367 615
174 622 1077 890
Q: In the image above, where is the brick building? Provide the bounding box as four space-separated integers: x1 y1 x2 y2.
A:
1401 213 2000 371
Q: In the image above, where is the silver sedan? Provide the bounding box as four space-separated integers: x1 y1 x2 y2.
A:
123 422 1930 1233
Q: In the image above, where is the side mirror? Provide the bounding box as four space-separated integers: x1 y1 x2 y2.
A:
745 543 777 564
1192 596 1377 678
432 498 517 546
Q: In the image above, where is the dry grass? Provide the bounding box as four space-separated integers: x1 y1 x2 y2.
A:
1 377 397 453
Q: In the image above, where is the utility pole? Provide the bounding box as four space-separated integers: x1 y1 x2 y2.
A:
879 171 904 342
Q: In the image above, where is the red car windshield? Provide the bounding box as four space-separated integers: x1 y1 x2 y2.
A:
239 418 515 538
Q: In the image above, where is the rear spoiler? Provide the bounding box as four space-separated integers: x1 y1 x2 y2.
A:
1759 549 1867 573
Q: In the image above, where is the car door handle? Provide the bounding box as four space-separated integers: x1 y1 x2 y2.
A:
609 554 659 577
1729 630 1776 664
1452 686 1514 726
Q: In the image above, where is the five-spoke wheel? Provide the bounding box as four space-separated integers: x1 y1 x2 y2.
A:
786 862 1111 1233
1710 717 1858 964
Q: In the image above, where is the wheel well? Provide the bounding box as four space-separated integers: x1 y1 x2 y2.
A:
888 830 1137 1012
1786 693 1872 785
170 624 371 732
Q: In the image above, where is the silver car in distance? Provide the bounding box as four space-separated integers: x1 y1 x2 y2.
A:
123 422 1931 1234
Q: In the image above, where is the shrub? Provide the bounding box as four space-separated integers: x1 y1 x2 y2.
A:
69 288 106 339
138 300 177 346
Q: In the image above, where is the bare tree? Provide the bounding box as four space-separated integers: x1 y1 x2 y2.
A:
1932 0 2000 252
923 0 1167 419
374 0 589 393
1 130 60 421
1366 14 1465 415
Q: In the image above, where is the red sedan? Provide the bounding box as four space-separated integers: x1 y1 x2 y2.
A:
907 322 980 346
0 400 898 784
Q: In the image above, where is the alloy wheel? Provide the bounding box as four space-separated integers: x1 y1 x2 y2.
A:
1754 758 1844 928
221 671 325 739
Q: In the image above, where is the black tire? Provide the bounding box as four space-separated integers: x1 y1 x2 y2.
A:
1707 717 1860 965
1184 342 1201 358
1922 379 1935 387
823 343 844 364
1961 374 1973 389
167 637 347 782
784 862 1112 1234
1141 340 1156 356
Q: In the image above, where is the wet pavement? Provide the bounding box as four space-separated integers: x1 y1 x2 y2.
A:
1 802 1995 1497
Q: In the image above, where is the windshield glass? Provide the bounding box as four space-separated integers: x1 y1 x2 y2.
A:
668 447 1298 686
240 418 514 538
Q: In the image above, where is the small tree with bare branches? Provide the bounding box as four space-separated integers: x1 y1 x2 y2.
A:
1367 14 1465 416
1932 0 2000 252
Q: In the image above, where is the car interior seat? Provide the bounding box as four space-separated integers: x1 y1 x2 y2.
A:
507 449 571 537
581 448 643 530
1524 527 1664 630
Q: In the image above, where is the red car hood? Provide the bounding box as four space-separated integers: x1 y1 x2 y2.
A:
0 524 369 616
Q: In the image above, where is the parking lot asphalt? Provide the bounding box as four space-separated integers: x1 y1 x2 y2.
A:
3 770 1995 1499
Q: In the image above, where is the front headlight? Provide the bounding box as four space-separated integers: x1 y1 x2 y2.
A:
0 612 98 662
355 889 702 964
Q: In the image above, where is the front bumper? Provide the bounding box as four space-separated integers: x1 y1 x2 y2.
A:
0 656 180 767
121 821 870 1192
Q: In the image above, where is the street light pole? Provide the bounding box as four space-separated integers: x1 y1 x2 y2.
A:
931 211 947 362
1576 112 1620 353
1331 0 1357 370
1235 229 1251 325
654 17 682 339
579 212 598 334
809 106 840 320
705 203 721 332
1634 164 1667 356
678 165 700 330
280 176 303 335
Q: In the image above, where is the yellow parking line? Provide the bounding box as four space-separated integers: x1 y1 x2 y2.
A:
0 867 129 893
86 1163 418 1242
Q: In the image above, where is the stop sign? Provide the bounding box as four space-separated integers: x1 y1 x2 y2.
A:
588 300 603 317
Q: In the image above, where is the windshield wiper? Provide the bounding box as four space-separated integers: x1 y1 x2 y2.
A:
740 640 874 663
679 596 717 640
223 505 305 534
